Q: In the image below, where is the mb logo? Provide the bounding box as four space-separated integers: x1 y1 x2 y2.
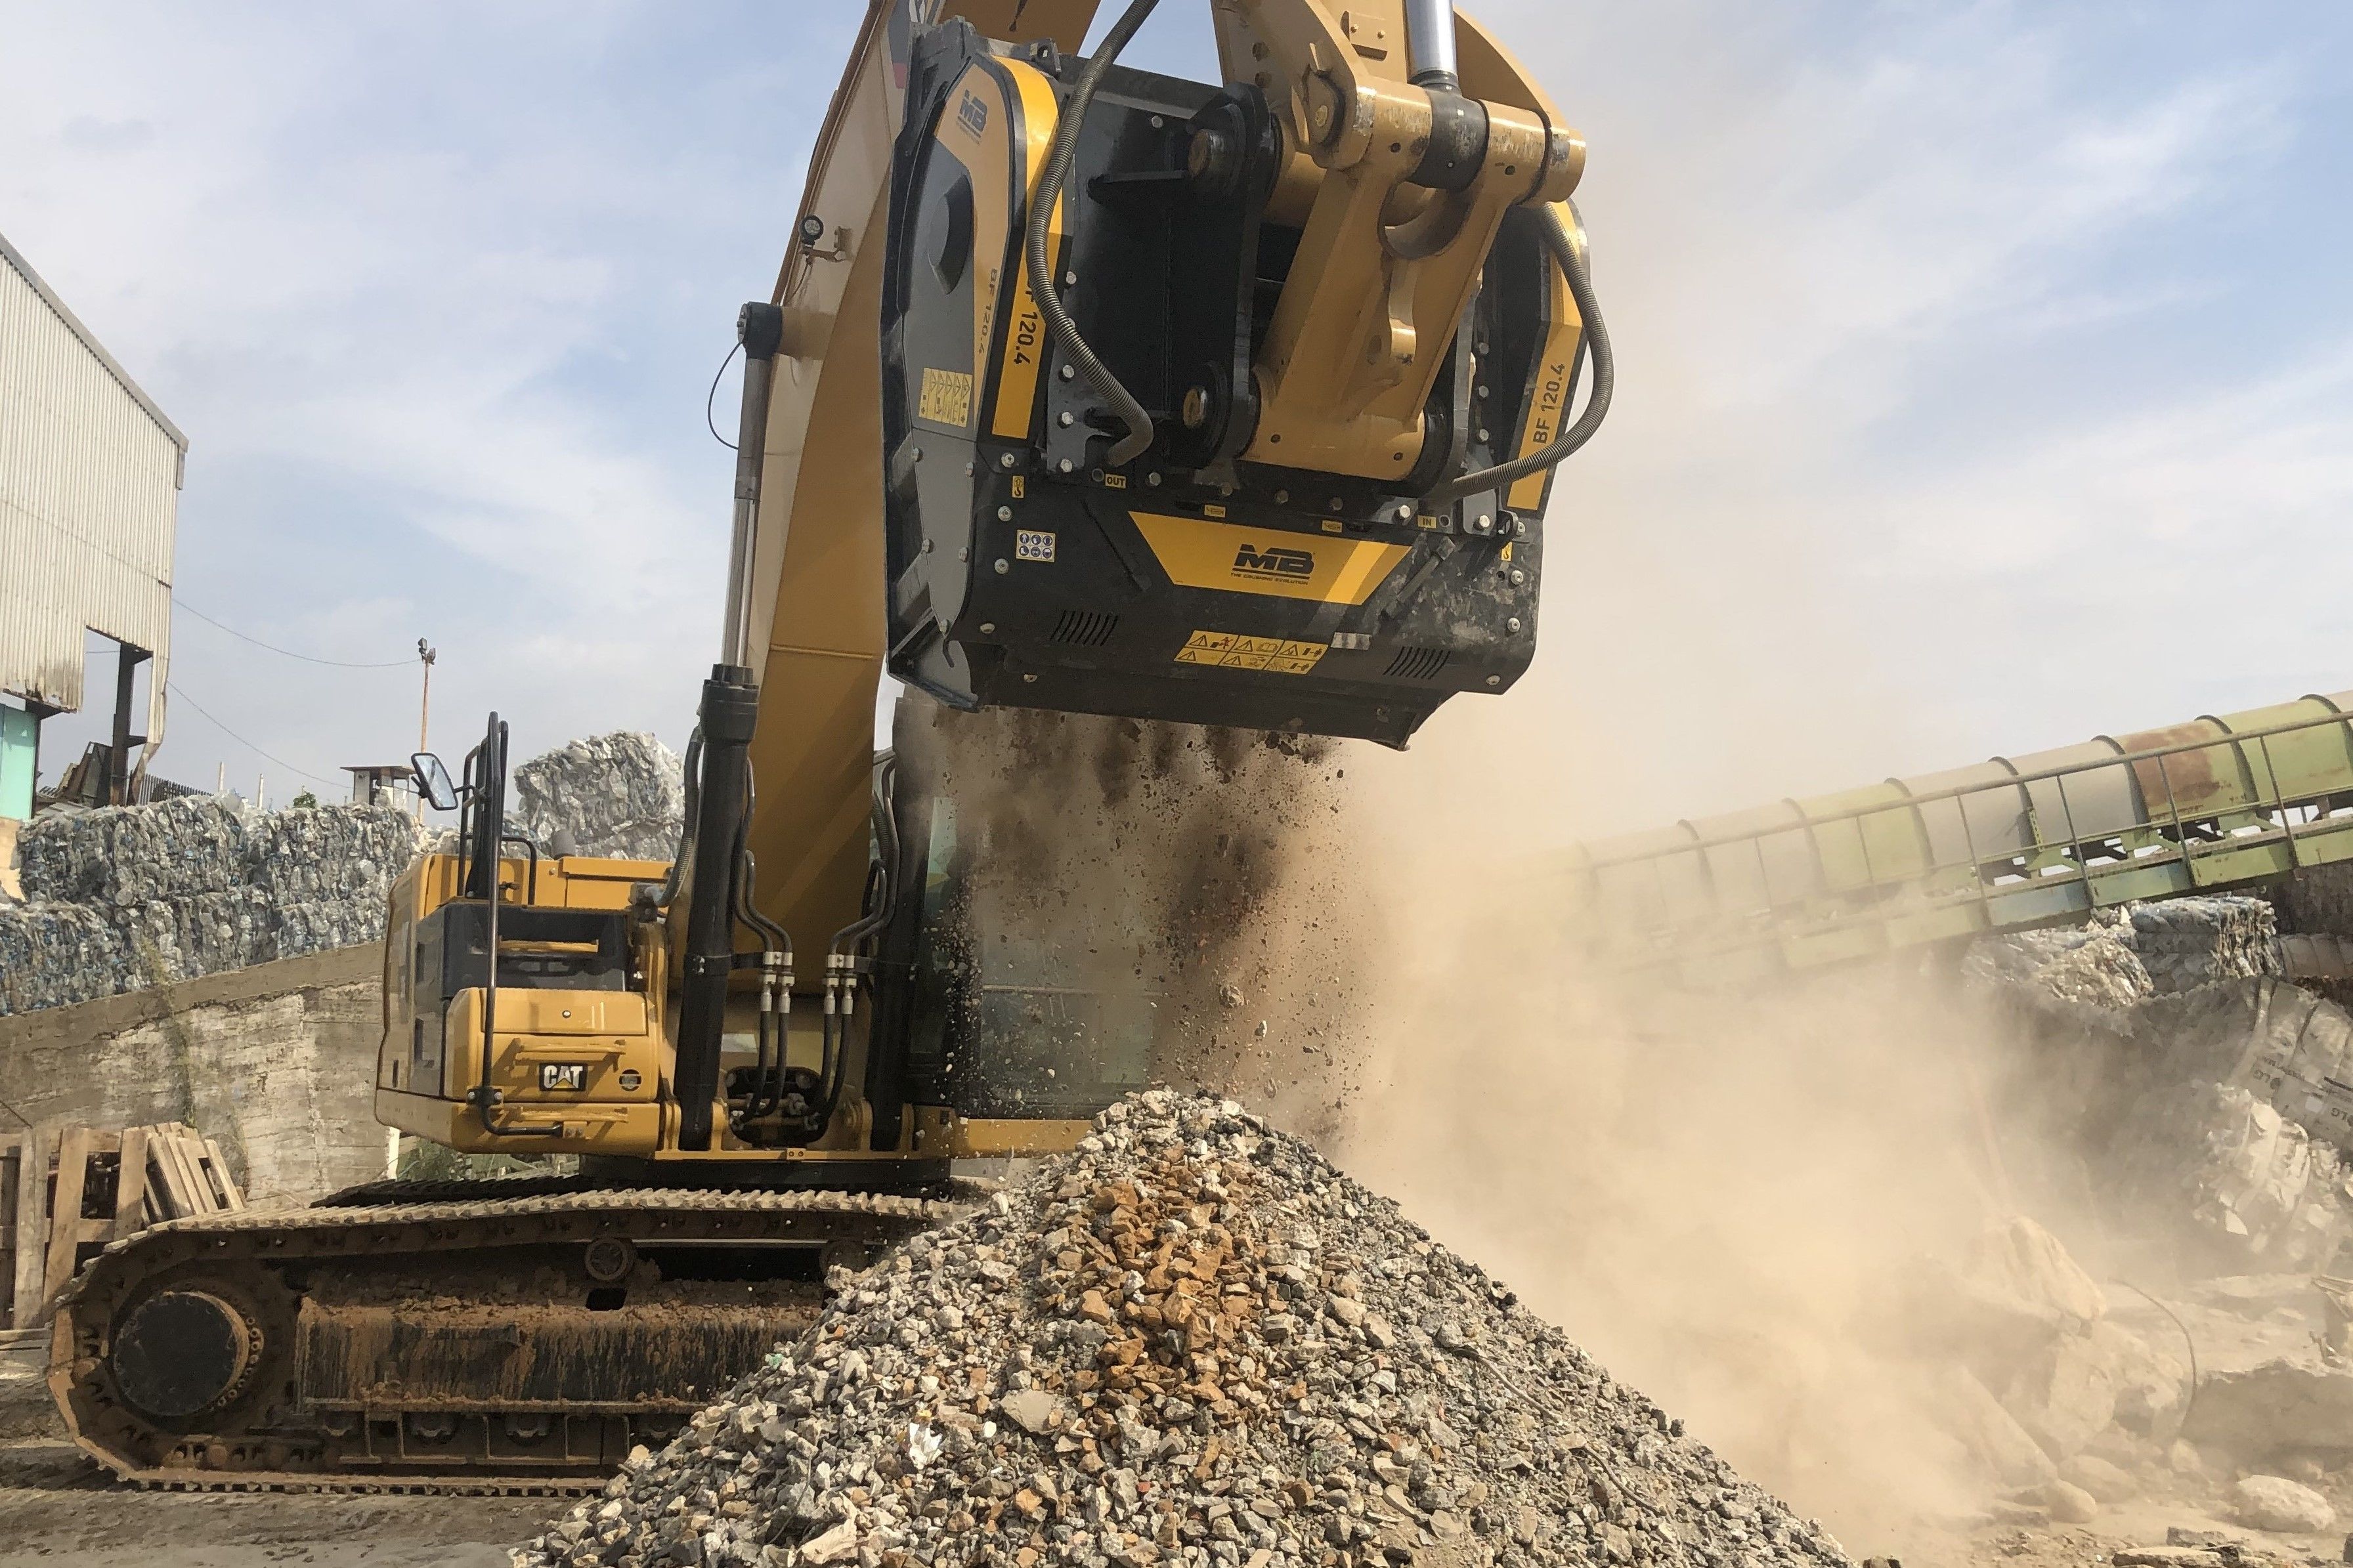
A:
1232 543 1314 579
955 91 989 138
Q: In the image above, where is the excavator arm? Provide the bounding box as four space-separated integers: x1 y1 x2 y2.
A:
731 0 1606 985
56 1 1614 1494
379 0 1610 1165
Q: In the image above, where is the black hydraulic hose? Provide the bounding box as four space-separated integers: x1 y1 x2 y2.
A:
1025 0 1159 467
657 727 704 913
811 759 902 1130
467 717 532 1137
1427 199 1613 508
729 756 794 1120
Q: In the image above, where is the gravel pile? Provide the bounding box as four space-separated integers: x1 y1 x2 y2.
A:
516 1092 1851 1568
513 732 684 861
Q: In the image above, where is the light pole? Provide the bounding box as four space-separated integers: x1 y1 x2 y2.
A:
416 639 437 818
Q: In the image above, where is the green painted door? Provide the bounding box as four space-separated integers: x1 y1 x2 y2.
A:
0 705 35 821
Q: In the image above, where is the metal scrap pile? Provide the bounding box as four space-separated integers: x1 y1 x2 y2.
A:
0 794 421 1015
517 1092 1849 1568
511 732 684 862
0 731 683 1017
1965 897 2283 1014
1967 898 2353 1271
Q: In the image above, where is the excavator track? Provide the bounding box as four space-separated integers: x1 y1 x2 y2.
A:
49 1182 972 1493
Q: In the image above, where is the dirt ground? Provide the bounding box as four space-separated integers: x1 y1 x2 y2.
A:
2 1428 2344 1568
0 1440 547 1567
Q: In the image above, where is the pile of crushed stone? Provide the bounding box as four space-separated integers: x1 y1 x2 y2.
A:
517 1092 1850 1568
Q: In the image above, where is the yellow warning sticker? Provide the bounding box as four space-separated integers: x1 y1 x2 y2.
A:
917 367 973 428
1173 629 1327 675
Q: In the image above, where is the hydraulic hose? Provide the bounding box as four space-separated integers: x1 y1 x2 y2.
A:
1025 0 1159 467
812 757 902 1131
1427 199 1613 509
657 727 704 913
729 757 794 1122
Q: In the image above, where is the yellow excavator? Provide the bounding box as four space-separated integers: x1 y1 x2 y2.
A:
51 0 1608 1487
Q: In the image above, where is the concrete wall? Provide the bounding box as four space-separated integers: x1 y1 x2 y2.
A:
0 943 388 1204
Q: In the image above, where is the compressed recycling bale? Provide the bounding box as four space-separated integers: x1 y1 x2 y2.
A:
511 732 684 862
2107 1081 2346 1271
115 889 274 984
0 799 422 1017
246 803 420 908
1968 911 2153 1013
517 1091 1855 1568
1968 897 2283 1017
17 794 250 906
2130 897 2281 994
272 894 396 962
0 900 127 1014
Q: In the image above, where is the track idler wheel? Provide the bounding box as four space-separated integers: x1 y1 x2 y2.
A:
111 1289 261 1420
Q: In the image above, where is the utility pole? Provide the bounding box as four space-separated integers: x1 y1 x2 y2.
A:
416 639 437 818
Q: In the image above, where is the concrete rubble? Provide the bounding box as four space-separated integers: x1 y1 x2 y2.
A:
1970 897 2353 1267
515 1091 1853 1568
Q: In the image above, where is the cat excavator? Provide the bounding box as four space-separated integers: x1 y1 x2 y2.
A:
51 0 1608 1487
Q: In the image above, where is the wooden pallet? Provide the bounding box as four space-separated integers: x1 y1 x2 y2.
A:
0 1122 244 1329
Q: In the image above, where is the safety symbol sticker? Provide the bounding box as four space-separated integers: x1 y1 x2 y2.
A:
1015 529 1056 562
1173 629 1326 675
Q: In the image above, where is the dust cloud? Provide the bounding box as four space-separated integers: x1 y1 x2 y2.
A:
1329 841 2022 1554
1311 728 2104 1560
917 693 2070 1556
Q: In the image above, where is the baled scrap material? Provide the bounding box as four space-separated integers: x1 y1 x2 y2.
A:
0 798 421 1016
511 732 684 861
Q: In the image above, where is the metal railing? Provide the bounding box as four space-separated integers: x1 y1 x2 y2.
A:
1557 692 2353 982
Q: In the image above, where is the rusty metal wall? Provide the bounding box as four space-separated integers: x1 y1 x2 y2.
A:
0 230 185 746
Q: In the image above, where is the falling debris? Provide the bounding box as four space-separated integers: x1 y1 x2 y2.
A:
515 1091 1850 1568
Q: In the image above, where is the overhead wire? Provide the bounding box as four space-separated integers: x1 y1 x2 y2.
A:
163 602 422 797
163 681 345 791
173 601 416 669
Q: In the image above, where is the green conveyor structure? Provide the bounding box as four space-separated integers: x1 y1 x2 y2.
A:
1559 689 2353 985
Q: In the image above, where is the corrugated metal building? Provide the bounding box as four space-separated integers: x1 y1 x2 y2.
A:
0 227 187 817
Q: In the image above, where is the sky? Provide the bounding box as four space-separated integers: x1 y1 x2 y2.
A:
5 3 2353 834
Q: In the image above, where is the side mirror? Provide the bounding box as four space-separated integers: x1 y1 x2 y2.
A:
410 752 459 813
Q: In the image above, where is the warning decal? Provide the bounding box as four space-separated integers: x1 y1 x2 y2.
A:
1173 629 1327 675
917 367 973 428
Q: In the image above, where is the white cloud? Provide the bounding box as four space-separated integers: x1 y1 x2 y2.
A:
0 3 840 786
1403 3 2349 836
4 2 2346 825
